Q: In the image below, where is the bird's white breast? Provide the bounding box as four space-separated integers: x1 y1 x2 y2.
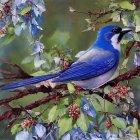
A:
111 34 120 52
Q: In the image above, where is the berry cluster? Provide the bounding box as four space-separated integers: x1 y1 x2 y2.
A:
113 85 130 99
68 103 80 120
21 118 36 129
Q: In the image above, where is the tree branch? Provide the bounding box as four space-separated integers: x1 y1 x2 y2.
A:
0 86 52 106
0 57 32 81
111 66 140 84
0 56 140 125
73 9 114 19
0 92 67 122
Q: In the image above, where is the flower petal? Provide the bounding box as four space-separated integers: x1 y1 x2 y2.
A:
61 133 71 140
34 124 46 138
82 98 96 118
134 50 140 66
15 130 33 140
31 41 44 55
34 55 45 68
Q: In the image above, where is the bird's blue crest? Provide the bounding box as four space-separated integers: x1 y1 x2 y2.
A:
97 25 121 41
99 25 121 33
90 25 122 51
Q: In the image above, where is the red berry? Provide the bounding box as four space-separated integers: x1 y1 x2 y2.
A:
68 104 80 120
108 93 117 100
21 118 36 129
3 4 11 14
105 119 112 129
63 60 70 70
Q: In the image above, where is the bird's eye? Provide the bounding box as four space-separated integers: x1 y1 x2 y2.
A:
112 28 122 34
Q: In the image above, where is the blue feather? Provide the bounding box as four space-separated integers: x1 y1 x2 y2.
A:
53 53 116 82
1 72 61 90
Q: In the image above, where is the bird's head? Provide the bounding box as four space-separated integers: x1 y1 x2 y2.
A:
96 25 132 51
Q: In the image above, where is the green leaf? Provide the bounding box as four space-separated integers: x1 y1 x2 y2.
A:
58 117 72 138
31 70 47 76
21 56 34 64
121 58 129 69
91 97 102 111
46 53 53 64
67 83 75 93
61 97 69 106
48 105 58 122
98 114 105 125
110 125 119 133
134 11 140 32
111 116 126 129
20 6 31 15
8 27 15 34
133 118 138 130
104 86 112 94
11 124 22 135
120 1 135 10
134 33 140 41
121 38 132 45
91 94 114 112
111 11 121 22
2 34 15 45
121 13 132 27
57 107 67 117
76 113 89 131
109 2 118 9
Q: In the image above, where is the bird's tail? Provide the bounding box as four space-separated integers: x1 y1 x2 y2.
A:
1 72 61 90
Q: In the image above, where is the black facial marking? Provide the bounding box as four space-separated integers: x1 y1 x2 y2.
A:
118 32 124 42
112 27 122 34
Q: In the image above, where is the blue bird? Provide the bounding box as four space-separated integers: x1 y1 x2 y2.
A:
1 25 132 90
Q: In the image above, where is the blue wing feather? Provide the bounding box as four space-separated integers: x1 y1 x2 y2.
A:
1 72 61 90
53 53 116 82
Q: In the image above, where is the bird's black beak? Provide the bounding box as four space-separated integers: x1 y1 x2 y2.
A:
118 28 132 42
121 28 132 34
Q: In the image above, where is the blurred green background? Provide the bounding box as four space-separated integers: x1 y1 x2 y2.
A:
0 0 139 139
